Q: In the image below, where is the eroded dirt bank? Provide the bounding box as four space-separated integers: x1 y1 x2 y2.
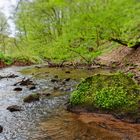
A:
96 46 140 84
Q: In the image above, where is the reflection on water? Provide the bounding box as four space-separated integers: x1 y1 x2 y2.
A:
21 66 112 80
38 110 123 140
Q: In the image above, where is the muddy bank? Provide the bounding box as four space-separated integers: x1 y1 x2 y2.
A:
96 46 140 84
0 60 33 69
97 46 140 67
0 61 6 68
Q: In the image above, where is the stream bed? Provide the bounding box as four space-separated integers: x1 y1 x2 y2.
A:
0 65 140 140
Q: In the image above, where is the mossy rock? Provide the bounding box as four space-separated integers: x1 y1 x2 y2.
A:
23 93 40 103
70 73 140 121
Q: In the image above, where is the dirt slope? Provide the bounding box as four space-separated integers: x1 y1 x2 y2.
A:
97 46 140 84
97 46 140 67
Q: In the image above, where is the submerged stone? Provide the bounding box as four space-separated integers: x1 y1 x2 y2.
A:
65 71 71 74
0 125 3 133
51 78 59 83
14 87 22 92
27 85 36 90
23 93 40 103
7 105 23 112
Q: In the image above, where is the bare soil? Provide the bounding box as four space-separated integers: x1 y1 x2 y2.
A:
97 46 140 66
97 46 140 84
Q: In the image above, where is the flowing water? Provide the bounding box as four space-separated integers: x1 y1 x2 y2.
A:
0 65 139 140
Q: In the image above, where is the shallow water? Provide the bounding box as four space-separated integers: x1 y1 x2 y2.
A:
0 65 139 140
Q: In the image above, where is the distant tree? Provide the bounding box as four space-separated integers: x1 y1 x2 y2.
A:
0 11 9 53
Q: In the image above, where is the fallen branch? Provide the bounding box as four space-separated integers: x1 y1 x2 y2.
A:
110 38 140 49
0 74 18 79
110 38 128 46
46 60 66 67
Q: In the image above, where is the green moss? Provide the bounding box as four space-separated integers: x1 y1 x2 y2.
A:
23 93 40 103
70 73 140 111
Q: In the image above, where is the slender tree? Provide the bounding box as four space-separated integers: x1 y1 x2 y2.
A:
0 11 9 53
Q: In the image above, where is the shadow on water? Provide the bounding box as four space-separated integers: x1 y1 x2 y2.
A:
0 65 139 140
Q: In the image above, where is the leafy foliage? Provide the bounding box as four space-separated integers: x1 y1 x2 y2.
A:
14 0 140 63
0 51 4 60
94 86 137 109
0 51 13 65
70 73 140 110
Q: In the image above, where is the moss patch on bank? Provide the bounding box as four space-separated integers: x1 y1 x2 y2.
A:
69 73 140 122
0 50 41 67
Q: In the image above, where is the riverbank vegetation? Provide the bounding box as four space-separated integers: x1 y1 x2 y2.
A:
0 0 140 65
69 72 140 122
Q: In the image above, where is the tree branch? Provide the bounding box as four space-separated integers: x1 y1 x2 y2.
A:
68 48 90 63
110 38 128 46
110 38 140 49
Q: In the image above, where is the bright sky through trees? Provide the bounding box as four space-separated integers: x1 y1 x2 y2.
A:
0 0 18 36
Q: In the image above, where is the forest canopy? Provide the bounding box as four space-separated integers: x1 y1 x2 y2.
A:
5 0 140 63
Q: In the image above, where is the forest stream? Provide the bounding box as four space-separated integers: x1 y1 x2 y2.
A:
0 65 140 140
